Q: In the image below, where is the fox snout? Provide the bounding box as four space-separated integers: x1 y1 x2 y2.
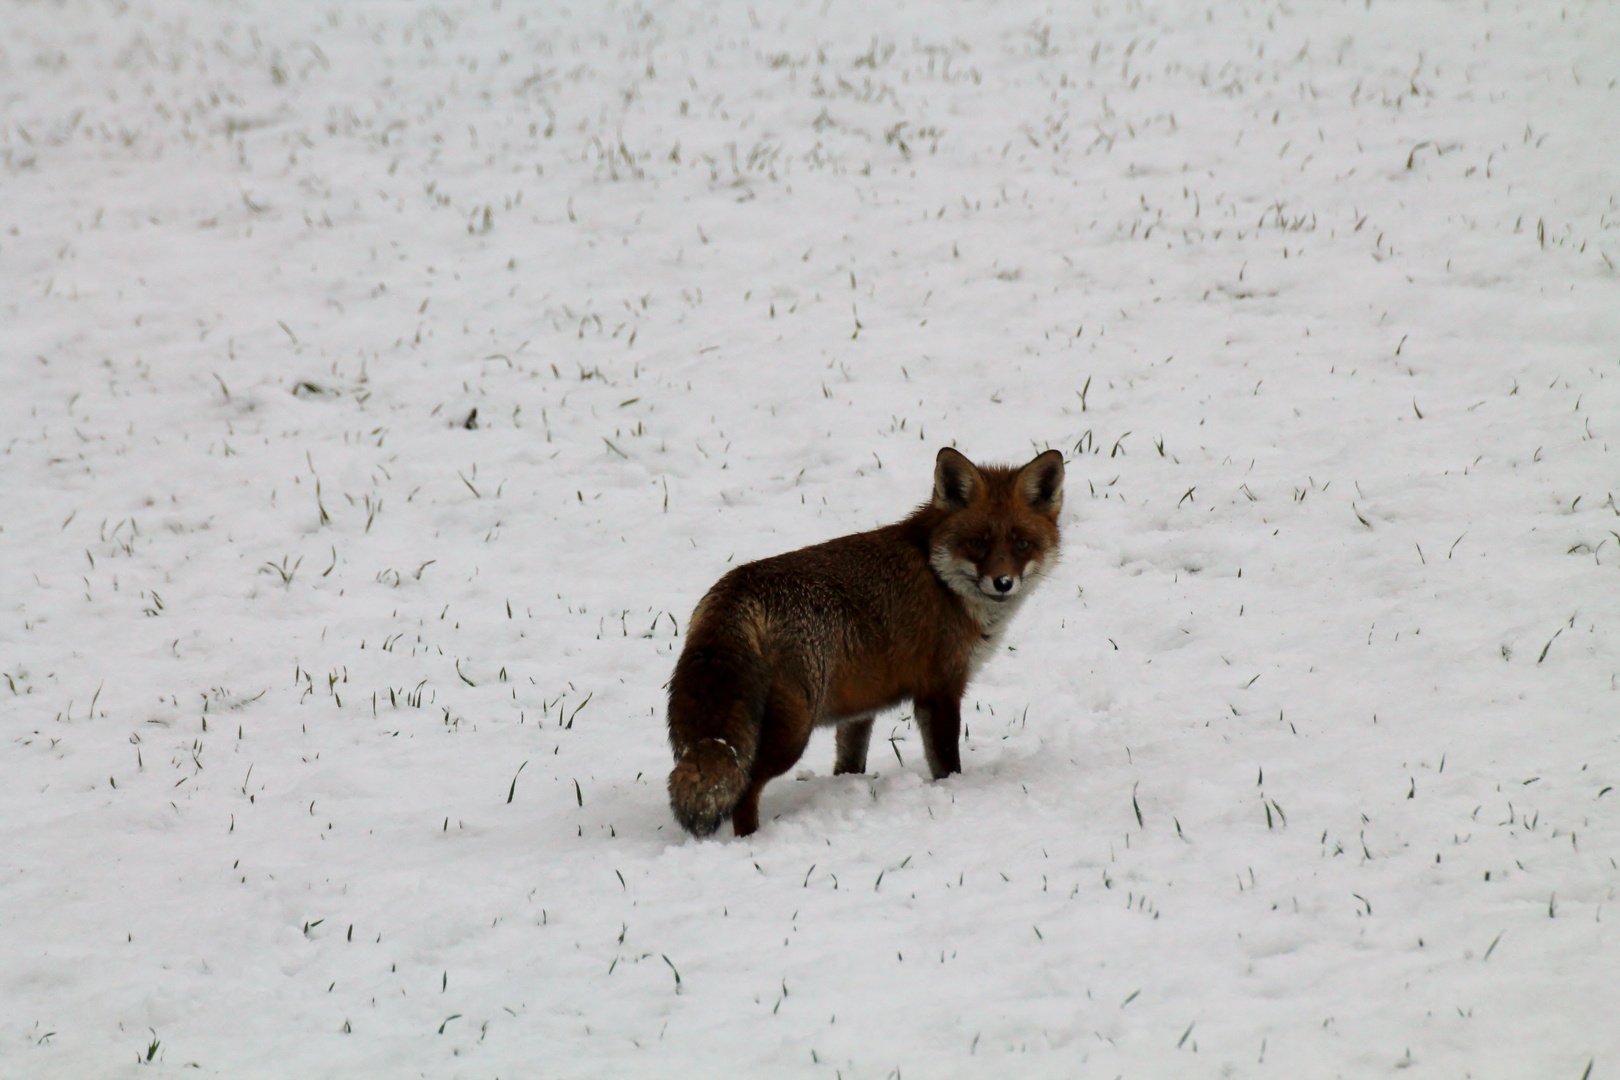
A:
931 545 1046 607
983 572 1021 600
964 533 1049 602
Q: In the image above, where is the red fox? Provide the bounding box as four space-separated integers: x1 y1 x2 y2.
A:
666 447 1064 837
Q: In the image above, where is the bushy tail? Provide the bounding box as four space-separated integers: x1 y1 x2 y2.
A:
668 739 750 837
667 639 768 837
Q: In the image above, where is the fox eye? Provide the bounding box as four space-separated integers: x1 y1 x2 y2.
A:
968 537 988 557
1014 538 1031 554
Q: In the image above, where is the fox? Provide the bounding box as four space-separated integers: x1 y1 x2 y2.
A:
666 446 1064 838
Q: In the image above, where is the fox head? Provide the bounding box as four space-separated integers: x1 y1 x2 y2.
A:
928 447 1064 610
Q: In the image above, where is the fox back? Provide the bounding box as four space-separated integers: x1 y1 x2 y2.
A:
667 447 1063 837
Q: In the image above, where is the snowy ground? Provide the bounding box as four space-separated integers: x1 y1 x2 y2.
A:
3 0 1618 1076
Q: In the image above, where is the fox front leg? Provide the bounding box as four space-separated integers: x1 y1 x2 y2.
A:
833 716 875 774
913 696 963 779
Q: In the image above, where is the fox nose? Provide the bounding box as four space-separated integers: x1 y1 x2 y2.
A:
993 576 1015 593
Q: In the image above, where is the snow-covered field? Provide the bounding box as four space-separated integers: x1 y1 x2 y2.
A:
3 0 1618 1075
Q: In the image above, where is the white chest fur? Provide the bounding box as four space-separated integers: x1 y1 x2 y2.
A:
964 592 1025 680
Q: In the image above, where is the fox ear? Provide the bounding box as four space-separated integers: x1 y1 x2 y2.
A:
933 447 981 510
1017 449 1065 516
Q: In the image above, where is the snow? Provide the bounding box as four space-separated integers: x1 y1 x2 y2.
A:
3 0 1618 1075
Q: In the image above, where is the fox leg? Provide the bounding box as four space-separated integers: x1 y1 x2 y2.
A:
731 781 765 837
914 695 963 779
833 715 875 774
733 680 814 837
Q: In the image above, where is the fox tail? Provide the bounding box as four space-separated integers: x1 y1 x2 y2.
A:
666 639 767 837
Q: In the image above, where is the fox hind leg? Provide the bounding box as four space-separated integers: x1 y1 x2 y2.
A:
731 780 765 837
732 680 814 837
833 715 875 774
